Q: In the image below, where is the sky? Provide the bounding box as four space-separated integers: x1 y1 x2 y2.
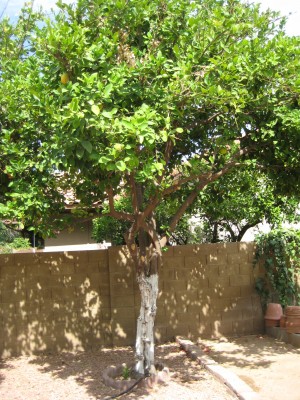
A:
1 0 300 36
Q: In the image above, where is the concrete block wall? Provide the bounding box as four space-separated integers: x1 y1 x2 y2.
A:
156 242 264 343
0 242 264 357
0 250 112 357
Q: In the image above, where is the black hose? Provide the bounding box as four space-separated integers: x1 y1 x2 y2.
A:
103 375 145 400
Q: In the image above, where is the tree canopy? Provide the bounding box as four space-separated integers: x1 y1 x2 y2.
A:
1 0 299 243
1 0 300 374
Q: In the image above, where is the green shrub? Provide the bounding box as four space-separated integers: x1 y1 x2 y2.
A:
254 228 300 309
11 237 31 249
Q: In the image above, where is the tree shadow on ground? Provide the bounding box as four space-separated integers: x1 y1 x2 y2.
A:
198 334 300 370
0 359 13 385
26 343 208 399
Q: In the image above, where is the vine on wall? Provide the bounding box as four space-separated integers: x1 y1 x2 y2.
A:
254 228 300 309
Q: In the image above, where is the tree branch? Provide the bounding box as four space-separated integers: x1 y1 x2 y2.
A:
106 187 134 222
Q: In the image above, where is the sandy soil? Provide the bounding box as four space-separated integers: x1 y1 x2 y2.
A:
0 343 238 400
199 335 300 400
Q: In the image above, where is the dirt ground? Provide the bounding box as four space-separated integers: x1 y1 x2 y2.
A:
199 335 300 400
0 343 238 400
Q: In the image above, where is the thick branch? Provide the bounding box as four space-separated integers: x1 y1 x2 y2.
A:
163 145 253 196
106 187 134 222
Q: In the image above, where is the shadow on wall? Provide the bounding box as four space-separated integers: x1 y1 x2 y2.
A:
155 243 264 343
0 250 113 357
0 242 264 358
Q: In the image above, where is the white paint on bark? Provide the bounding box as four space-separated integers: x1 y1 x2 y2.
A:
135 273 159 375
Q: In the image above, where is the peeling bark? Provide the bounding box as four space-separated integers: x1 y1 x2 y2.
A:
135 271 159 375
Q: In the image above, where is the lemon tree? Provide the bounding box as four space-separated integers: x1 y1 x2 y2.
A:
1 0 300 375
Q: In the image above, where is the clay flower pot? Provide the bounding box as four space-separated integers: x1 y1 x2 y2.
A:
264 303 283 327
285 306 300 334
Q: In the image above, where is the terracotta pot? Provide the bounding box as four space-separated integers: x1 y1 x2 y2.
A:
264 303 283 320
285 306 300 334
265 318 280 327
280 315 286 328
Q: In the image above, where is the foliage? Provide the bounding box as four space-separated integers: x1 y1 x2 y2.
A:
92 198 131 245
92 197 194 245
254 228 300 308
1 0 299 248
190 168 300 242
10 237 31 249
121 364 132 380
0 221 20 244
0 235 31 253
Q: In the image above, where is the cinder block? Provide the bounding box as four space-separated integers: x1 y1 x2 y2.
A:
51 287 76 301
0 254 15 267
234 297 255 311
214 242 239 253
154 326 168 343
27 288 52 301
240 285 256 297
163 256 185 269
252 295 263 314
101 308 111 322
2 289 27 302
198 287 215 299
86 262 102 274
185 267 210 282
111 272 133 285
65 251 89 264
218 286 241 298
14 253 40 266
230 274 251 287
0 275 24 291
212 320 233 336
50 263 75 275
162 268 176 280
239 263 254 275
163 280 187 291
209 297 234 312
253 316 265 334
184 255 207 268
88 249 108 262
1 265 26 276
39 253 63 265
173 245 198 257
221 309 243 321
99 282 110 296
232 318 254 334
110 295 135 308
25 264 51 276
98 262 109 274
166 322 190 338
207 253 227 265
111 284 134 296
228 252 249 264
209 276 230 289
219 264 240 276
206 265 220 278
192 321 213 337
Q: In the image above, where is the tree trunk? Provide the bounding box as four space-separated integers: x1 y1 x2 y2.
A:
135 271 159 375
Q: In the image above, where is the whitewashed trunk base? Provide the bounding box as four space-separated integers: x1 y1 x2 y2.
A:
135 273 158 375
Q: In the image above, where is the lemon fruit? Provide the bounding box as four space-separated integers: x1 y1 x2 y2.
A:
61 72 69 84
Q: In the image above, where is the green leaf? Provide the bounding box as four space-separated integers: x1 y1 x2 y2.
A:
116 160 126 171
76 146 84 159
103 83 113 98
81 140 93 153
91 104 100 116
102 111 113 119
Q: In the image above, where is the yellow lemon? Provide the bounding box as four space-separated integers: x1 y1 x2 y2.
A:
61 72 69 84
